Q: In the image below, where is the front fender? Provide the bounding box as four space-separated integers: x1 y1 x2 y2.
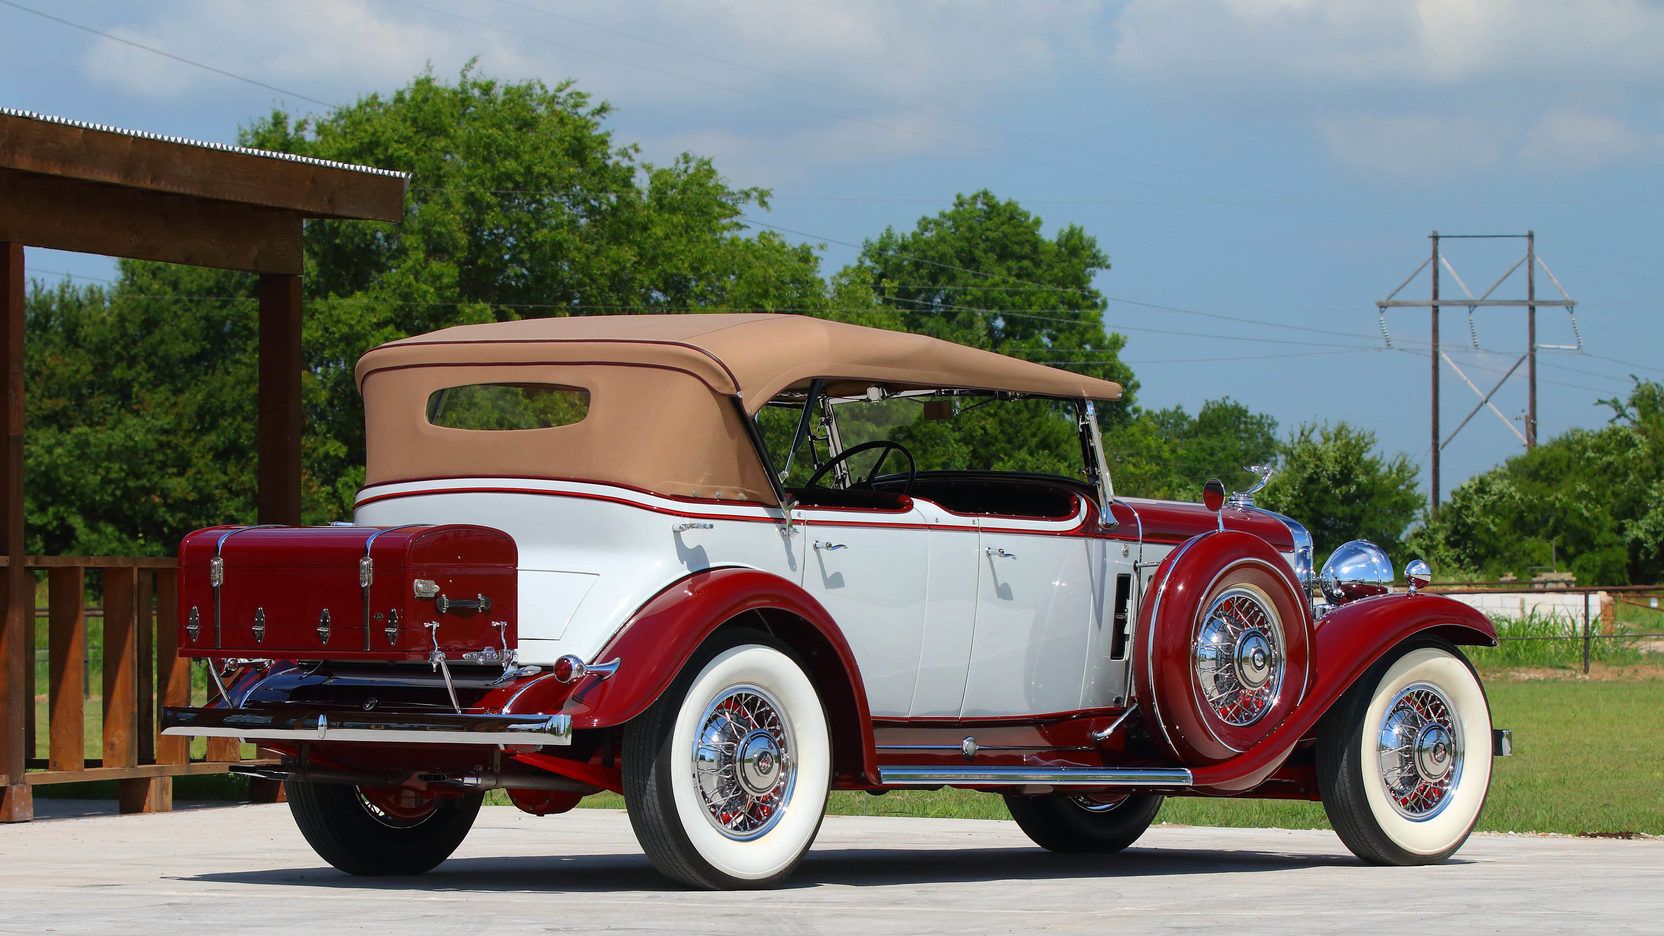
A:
498 567 878 783
1188 592 1495 792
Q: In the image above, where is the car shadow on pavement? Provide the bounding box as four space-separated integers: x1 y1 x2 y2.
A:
182 844 1382 894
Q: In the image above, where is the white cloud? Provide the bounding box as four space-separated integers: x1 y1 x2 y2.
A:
1520 108 1659 169
1111 0 1664 89
1108 0 1664 174
79 0 539 106
1316 114 1504 177
645 112 968 188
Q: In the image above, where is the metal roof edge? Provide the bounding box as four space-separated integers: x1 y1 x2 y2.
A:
0 107 410 180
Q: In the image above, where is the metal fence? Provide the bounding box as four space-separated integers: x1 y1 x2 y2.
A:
1423 583 1664 674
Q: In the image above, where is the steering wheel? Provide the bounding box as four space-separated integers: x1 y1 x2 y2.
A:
803 440 916 494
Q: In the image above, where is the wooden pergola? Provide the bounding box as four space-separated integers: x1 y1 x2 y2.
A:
0 109 407 821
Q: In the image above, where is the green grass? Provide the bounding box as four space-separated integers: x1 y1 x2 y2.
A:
507 676 1663 837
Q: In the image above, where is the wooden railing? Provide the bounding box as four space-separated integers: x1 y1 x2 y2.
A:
0 556 273 821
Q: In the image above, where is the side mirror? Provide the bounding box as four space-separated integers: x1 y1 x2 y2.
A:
1202 478 1226 513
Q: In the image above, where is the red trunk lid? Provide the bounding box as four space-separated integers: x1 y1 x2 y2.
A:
177 525 517 661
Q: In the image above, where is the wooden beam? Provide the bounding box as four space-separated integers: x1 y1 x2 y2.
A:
0 169 304 274
258 274 303 525
0 112 407 222
0 555 175 569
24 759 277 785
0 241 29 822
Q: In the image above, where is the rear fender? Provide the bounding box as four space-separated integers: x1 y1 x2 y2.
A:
1189 592 1495 792
496 567 878 785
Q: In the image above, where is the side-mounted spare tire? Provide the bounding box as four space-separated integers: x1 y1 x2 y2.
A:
1134 530 1312 764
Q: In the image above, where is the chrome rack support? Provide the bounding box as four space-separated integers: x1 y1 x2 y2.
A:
427 622 462 714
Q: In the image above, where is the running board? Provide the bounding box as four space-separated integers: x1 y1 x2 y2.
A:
877 766 1193 787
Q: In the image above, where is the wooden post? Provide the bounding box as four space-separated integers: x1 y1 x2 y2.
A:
0 242 30 821
249 272 301 806
135 571 155 766
154 572 188 766
258 273 303 527
101 567 138 769
47 568 85 772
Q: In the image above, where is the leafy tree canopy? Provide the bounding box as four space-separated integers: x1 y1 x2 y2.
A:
1411 378 1664 584
1257 422 1422 557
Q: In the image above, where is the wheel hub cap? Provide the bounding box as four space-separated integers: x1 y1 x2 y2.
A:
692 685 796 841
1234 631 1273 690
1194 587 1285 727
1378 682 1464 820
737 730 783 795
1413 724 1455 781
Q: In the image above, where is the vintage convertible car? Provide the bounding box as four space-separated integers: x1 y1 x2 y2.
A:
162 314 1507 889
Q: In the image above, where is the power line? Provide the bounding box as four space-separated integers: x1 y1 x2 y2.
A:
0 0 339 109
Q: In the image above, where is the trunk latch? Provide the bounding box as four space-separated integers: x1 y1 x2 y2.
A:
251 607 266 643
316 608 331 645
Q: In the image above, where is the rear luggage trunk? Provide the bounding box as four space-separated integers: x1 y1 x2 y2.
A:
177 524 517 661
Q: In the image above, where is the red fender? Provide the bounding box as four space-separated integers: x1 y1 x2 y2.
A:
1135 531 1314 764
1189 591 1496 792
496 567 878 785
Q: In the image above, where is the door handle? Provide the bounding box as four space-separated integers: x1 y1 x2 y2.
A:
814 541 848 551
986 547 1016 559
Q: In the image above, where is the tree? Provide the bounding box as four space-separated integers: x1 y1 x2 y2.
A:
23 68 834 553
1412 378 1664 584
1259 422 1422 557
1109 398 1279 500
853 190 1137 421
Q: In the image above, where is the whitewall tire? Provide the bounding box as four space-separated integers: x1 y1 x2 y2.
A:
623 635 831 889
1317 641 1493 865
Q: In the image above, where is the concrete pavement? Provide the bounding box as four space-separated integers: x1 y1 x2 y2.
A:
1 803 1659 933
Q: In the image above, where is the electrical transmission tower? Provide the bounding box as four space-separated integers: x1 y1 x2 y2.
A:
1376 231 1580 518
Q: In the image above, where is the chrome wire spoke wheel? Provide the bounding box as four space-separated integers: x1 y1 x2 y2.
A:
1376 683 1463 820
1193 586 1285 726
624 640 831 889
692 685 797 841
1316 642 1494 866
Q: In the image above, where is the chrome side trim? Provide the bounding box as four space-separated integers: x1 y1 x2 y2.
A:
877 766 1192 787
361 524 428 652
160 705 573 746
1255 508 1315 610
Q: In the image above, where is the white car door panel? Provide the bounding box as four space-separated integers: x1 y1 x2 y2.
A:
960 529 1098 718
908 524 981 716
799 510 929 718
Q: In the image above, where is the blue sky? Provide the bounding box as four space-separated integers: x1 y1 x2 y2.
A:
4 0 1662 500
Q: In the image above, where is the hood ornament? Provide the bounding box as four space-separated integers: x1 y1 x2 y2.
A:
1228 464 1274 509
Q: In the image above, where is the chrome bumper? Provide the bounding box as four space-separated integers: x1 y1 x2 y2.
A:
160 705 572 746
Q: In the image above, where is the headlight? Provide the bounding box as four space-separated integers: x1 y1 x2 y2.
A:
1319 540 1393 606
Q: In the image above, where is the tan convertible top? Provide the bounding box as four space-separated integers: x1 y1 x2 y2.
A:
356 313 1123 406
356 314 1122 501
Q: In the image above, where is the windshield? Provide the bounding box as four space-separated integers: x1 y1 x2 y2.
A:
758 387 1089 486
